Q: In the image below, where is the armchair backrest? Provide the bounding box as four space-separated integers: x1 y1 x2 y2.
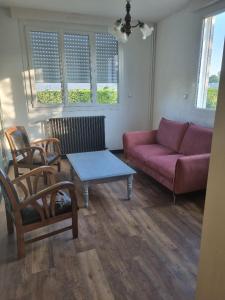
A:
5 126 30 153
0 168 20 214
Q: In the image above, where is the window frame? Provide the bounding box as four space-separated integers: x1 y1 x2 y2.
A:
196 11 225 111
22 22 122 111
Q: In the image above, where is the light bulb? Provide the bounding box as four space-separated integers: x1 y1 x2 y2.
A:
120 32 128 43
111 20 128 43
114 30 128 43
140 24 154 40
114 19 122 31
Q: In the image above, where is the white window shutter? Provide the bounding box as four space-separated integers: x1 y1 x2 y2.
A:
64 33 91 83
30 31 61 83
96 33 119 84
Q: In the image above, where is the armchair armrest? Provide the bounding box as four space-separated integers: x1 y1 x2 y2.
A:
174 153 210 194
18 181 77 220
19 181 75 208
12 166 57 200
12 166 56 184
15 146 46 164
123 130 157 158
31 138 61 156
32 138 60 144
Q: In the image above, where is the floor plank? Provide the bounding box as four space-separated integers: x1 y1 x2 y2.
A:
77 249 114 300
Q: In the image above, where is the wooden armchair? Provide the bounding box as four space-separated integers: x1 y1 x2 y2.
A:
0 166 78 259
5 126 61 177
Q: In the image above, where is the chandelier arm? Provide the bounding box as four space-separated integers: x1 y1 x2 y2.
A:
131 22 142 29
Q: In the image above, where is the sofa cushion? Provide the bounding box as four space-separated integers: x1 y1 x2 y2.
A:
129 144 174 164
179 124 212 155
156 118 189 152
146 154 184 181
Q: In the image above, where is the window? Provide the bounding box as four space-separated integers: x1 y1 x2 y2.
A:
197 12 225 109
27 28 119 107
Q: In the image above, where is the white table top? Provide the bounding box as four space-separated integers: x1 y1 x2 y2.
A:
67 150 136 181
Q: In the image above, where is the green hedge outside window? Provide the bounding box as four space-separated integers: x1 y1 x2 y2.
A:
37 87 118 105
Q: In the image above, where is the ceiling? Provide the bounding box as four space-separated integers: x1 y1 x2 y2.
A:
0 0 192 22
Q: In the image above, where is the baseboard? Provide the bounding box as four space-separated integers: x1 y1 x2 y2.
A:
7 151 124 167
110 149 124 154
61 149 124 159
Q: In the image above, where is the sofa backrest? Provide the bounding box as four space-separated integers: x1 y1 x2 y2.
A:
179 124 213 155
156 118 189 152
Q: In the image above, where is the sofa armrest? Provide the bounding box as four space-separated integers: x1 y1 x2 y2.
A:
174 153 210 194
123 130 157 159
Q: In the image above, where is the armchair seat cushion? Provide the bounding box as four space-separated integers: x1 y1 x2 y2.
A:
21 207 41 225
129 144 174 164
145 154 184 181
18 152 59 166
21 191 72 225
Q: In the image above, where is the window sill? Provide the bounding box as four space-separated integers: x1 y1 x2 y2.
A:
195 106 216 112
28 103 121 113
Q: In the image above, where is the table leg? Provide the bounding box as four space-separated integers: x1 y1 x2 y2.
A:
82 183 89 208
70 166 74 182
127 175 133 200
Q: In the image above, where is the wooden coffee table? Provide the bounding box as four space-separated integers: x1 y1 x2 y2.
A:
67 150 136 208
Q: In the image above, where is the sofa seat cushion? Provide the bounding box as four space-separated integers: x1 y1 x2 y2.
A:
179 124 212 155
146 154 184 181
129 144 175 163
156 118 189 152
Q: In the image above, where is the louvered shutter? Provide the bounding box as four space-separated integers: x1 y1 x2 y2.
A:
29 31 62 104
64 33 91 103
96 33 119 104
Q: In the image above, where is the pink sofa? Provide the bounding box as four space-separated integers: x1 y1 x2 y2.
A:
123 118 212 200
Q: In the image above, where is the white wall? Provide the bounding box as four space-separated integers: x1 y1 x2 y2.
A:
0 7 154 151
153 7 216 129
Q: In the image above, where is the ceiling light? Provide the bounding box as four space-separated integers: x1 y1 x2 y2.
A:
112 0 154 43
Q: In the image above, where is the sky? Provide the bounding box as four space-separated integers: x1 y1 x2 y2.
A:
210 11 225 76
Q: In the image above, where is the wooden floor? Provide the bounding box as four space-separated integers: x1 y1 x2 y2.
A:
0 158 204 300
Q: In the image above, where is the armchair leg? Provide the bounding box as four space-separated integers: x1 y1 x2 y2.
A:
72 225 78 239
14 166 19 178
173 193 176 205
16 227 25 259
5 210 14 234
72 201 78 239
72 216 78 239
